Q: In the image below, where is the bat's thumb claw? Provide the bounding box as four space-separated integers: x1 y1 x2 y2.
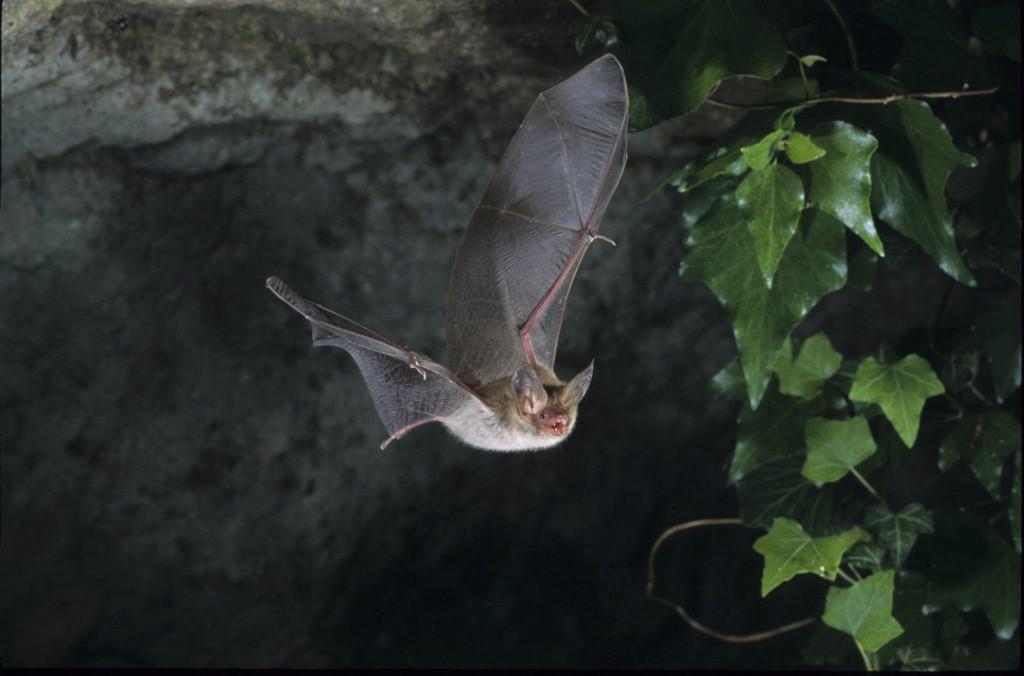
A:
594 234 616 246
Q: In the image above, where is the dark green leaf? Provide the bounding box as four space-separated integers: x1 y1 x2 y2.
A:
774 333 842 399
888 100 978 222
676 146 749 194
939 350 979 395
849 354 945 447
681 200 847 408
728 381 811 484
736 163 806 285
974 305 1022 402
573 17 619 55
753 518 868 596
865 503 934 567
971 1 1021 62
612 0 786 123
740 129 784 170
925 523 1021 640
710 358 746 401
871 153 975 286
872 0 989 90
626 85 660 132
802 416 878 484
896 646 944 671
736 454 851 535
809 121 883 255
939 413 1020 497
823 570 904 652
875 571 936 669
784 131 826 164
845 541 887 574
970 413 1019 499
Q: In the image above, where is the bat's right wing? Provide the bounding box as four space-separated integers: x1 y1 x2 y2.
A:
267 277 489 448
446 55 628 386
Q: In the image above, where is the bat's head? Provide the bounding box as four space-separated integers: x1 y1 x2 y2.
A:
513 362 594 441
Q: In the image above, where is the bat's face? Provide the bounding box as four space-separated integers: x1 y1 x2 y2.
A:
524 361 594 439
529 400 572 438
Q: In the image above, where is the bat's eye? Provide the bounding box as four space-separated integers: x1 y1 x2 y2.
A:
538 413 546 420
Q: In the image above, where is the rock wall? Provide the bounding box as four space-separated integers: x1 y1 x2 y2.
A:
1 0 811 667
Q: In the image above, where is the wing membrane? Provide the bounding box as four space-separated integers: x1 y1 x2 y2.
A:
268 276 486 447
446 55 628 384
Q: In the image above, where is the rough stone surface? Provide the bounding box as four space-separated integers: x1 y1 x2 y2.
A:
1 0 814 668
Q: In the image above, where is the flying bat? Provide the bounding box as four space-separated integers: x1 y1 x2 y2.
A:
267 54 628 451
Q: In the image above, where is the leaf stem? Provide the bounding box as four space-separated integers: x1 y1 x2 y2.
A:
967 382 992 405
788 51 812 97
706 86 999 111
836 568 858 585
855 639 876 672
825 0 859 71
647 517 816 642
849 466 886 506
567 0 591 17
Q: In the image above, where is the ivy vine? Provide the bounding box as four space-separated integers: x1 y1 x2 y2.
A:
576 0 1020 670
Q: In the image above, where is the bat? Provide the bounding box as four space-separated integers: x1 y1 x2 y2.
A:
267 54 628 451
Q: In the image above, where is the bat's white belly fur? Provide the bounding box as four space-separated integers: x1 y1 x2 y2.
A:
443 400 572 452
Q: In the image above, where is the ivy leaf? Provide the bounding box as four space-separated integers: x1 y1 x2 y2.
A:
895 646 944 671
823 570 904 653
808 122 883 255
939 413 1020 497
802 416 878 484
871 153 975 286
784 131 826 164
865 503 934 567
612 0 786 124
736 454 854 536
710 358 747 401
740 129 784 170
924 519 1021 640
974 305 1022 402
968 413 1019 499
674 146 749 194
573 16 618 55
888 100 978 223
681 200 847 408
728 381 811 484
774 333 842 399
872 0 987 91
753 518 869 596
845 542 887 574
736 163 806 285
626 86 660 132
849 355 945 447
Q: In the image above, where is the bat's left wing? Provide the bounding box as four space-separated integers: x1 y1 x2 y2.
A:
446 55 628 386
267 277 489 448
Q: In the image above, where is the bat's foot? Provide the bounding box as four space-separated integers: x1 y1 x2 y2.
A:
406 351 428 380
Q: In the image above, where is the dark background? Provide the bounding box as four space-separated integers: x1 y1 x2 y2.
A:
0 0 950 667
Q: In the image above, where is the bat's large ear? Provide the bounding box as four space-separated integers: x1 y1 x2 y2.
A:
512 364 548 415
562 361 594 408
